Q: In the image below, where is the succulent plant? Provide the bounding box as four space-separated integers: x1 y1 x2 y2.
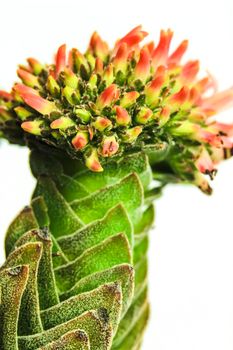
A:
0 26 233 349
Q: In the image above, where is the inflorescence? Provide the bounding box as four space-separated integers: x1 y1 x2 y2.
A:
0 26 233 192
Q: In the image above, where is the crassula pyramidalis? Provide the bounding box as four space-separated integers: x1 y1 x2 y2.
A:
0 26 232 350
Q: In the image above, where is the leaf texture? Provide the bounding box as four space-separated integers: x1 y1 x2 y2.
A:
0 150 153 349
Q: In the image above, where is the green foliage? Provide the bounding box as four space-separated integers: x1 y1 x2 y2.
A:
0 151 154 349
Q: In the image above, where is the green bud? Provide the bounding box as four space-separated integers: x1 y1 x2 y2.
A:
21 120 43 135
86 52 96 70
14 106 33 121
103 64 114 86
122 126 143 143
62 86 80 105
72 48 89 72
169 120 195 136
50 116 75 130
88 74 98 89
75 108 91 123
64 70 79 89
135 107 153 124
120 91 140 108
47 76 60 97
0 108 12 121
85 147 103 172
92 116 112 132
27 58 44 75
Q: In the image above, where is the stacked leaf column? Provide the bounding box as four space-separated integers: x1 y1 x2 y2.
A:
0 150 156 349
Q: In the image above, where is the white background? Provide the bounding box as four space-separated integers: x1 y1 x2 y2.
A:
0 1 233 349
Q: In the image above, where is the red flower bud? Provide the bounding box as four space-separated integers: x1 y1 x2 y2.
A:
152 29 173 69
85 148 103 172
120 91 139 108
17 68 39 88
134 48 151 82
115 106 131 126
55 44 66 78
72 131 89 150
96 84 120 110
21 120 43 135
100 135 119 157
115 25 148 51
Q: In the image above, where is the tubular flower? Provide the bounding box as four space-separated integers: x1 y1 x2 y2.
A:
0 26 233 191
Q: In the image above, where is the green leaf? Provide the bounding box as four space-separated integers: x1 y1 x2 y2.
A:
55 233 132 293
112 302 149 350
5 206 38 256
30 150 89 201
30 149 63 179
55 174 89 202
60 264 134 318
58 204 133 260
0 266 29 350
31 196 50 228
30 195 68 270
134 257 148 300
112 286 147 347
39 329 90 349
15 228 59 310
134 204 155 235
1 243 43 335
73 152 152 192
71 174 143 227
41 282 122 334
18 309 113 350
52 153 85 176
133 234 149 265
145 186 163 204
51 236 69 268
33 176 83 237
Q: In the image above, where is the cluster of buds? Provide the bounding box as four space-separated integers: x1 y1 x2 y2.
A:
0 26 233 191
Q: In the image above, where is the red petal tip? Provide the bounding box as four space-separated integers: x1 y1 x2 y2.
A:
55 44 66 78
115 25 148 51
0 90 13 101
152 29 174 68
134 47 151 81
97 84 120 109
13 83 40 96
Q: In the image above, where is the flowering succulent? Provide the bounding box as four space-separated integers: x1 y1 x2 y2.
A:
0 27 233 350
1 25 233 193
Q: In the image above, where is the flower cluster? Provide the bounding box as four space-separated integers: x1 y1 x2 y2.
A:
0 26 233 192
